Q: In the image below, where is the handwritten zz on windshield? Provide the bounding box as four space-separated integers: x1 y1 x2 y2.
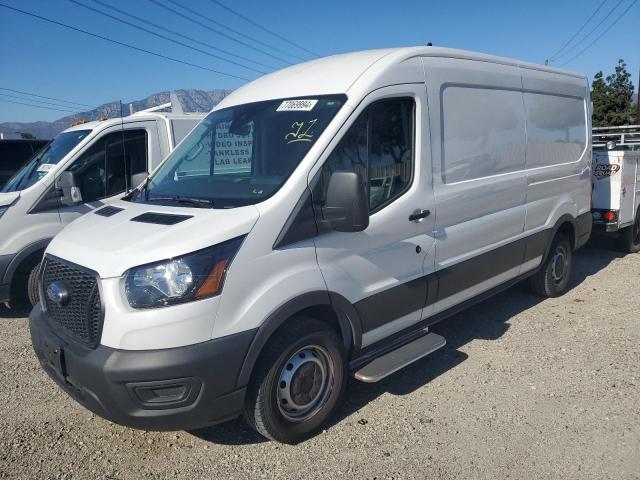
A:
285 119 318 144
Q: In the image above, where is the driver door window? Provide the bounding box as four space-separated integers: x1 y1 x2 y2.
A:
68 129 147 202
318 98 414 212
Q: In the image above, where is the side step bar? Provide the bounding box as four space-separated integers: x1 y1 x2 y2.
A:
354 331 446 383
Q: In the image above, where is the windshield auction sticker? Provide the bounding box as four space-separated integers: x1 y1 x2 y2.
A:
276 99 318 112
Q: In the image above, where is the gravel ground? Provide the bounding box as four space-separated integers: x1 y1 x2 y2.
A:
1 240 638 480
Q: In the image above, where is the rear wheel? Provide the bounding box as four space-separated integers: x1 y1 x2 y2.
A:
621 209 640 253
530 234 572 298
244 317 347 444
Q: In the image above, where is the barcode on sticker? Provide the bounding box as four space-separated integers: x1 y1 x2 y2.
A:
276 99 318 112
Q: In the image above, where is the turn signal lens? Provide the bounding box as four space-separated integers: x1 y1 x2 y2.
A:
195 259 228 298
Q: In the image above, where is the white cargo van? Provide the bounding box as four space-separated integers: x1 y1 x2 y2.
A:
591 150 640 252
0 109 205 306
30 47 592 444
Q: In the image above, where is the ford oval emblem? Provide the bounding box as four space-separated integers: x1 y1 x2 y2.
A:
46 281 70 306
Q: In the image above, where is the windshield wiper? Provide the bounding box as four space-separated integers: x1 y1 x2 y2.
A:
146 195 215 208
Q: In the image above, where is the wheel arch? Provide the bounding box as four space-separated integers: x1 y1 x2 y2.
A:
4 238 51 287
236 291 363 389
544 215 577 261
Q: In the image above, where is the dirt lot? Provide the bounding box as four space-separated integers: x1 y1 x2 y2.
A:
1 240 638 480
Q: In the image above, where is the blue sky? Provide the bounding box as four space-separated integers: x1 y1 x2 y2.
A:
0 0 638 123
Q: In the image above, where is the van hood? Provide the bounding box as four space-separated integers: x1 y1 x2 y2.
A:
0 191 20 208
46 200 260 278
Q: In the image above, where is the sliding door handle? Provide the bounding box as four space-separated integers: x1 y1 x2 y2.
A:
409 209 430 222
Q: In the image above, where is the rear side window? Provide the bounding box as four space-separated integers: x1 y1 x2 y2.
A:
319 98 414 212
524 93 586 167
441 86 526 183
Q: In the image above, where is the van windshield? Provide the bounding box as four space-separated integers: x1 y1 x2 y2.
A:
132 95 346 208
2 129 91 192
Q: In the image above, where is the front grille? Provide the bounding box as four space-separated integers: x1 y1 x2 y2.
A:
42 256 104 348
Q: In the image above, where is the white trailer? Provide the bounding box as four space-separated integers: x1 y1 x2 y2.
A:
592 150 640 252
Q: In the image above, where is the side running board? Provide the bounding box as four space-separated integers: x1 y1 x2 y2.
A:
354 331 446 383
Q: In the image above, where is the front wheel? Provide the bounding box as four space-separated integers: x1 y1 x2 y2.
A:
244 317 347 444
530 234 573 298
27 262 41 306
621 209 640 253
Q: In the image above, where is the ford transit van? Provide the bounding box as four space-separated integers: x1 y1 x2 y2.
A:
30 47 592 444
0 109 205 307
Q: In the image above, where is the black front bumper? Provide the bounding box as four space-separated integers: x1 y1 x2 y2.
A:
30 306 256 431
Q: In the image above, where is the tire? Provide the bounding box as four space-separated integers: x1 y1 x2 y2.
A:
621 209 640 254
244 317 347 444
530 234 573 298
27 262 41 306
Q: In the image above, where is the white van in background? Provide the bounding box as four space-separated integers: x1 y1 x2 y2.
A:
30 47 592 444
0 107 205 306
592 150 640 252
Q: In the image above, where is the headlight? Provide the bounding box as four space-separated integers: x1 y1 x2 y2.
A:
124 236 244 309
0 207 7 219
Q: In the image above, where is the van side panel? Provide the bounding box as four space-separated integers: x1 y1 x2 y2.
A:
521 69 591 241
422 57 528 313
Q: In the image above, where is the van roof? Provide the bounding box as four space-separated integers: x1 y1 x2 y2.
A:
217 46 587 109
62 111 207 134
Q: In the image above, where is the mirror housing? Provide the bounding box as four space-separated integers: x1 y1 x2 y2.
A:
55 171 82 206
130 172 148 191
323 171 369 232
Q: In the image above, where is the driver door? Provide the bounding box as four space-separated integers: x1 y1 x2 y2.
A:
311 84 436 348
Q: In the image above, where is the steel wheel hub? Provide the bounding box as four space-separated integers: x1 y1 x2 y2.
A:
551 246 567 282
277 345 334 422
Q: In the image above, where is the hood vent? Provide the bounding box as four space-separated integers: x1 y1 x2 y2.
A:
131 212 193 225
95 206 124 217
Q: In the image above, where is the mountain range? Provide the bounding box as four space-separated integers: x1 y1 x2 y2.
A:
0 89 232 140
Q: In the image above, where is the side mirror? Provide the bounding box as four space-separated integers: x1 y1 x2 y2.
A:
323 171 369 232
130 172 148 190
54 171 82 206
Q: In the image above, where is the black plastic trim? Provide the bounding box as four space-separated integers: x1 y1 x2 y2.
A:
95 205 124 217
2 238 51 295
351 268 539 370
30 307 256 431
273 187 318 249
236 291 362 388
355 277 427 332
28 185 61 214
131 212 193 225
355 228 550 335
576 211 592 248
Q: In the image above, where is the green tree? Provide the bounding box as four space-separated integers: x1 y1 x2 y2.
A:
591 59 636 127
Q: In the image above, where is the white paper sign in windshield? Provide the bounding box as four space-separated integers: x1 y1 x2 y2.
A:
213 121 253 174
276 99 318 112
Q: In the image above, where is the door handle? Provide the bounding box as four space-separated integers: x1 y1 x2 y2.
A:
409 209 430 222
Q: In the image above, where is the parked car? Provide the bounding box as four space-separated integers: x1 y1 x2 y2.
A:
0 139 49 189
591 150 640 252
30 47 592 444
0 108 205 306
